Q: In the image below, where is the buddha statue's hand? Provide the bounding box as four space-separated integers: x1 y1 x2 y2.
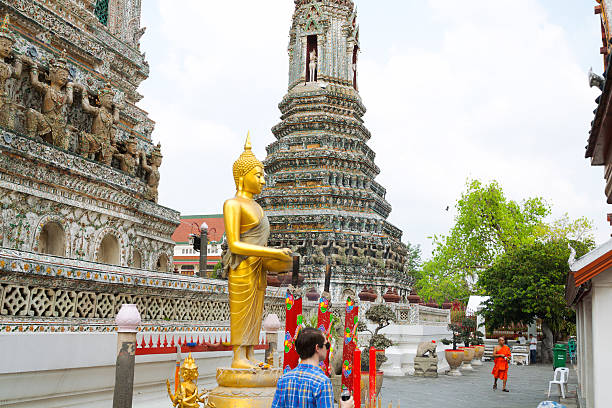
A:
274 248 293 262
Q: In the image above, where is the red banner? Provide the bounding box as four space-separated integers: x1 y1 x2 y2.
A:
317 294 332 376
282 289 303 373
341 296 359 391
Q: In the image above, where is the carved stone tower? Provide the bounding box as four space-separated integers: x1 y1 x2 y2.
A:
258 0 410 300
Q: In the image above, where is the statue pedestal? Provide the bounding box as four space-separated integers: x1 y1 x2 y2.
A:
208 367 282 408
413 356 439 378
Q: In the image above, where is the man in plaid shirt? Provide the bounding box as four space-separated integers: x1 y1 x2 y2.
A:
272 327 354 408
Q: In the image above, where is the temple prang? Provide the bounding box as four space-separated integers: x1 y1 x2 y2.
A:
257 0 411 301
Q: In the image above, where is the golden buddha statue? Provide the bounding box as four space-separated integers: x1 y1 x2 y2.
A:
166 353 208 408
222 134 293 369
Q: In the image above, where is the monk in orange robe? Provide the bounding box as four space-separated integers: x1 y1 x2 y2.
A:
492 337 511 392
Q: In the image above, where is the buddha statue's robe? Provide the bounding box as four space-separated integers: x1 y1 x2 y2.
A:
222 215 270 346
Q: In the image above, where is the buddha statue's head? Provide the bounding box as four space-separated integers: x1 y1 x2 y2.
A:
179 353 199 382
233 133 265 195
0 15 15 59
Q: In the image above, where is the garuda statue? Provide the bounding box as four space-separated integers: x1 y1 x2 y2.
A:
166 353 209 408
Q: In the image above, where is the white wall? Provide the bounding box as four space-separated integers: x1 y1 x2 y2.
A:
0 330 280 408
592 272 612 408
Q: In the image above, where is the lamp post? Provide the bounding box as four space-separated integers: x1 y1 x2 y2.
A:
199 222 208 277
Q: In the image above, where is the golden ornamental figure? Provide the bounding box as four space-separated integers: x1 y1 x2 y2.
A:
222 133 292 369
166 353 209 408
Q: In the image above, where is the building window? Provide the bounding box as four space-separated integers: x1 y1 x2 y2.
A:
94 0 109 26
131 250 142 269
98 234 120 265
37 222 65 257
157 253 169 273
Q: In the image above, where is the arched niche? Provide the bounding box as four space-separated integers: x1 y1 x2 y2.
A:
98 234 120 265
157 253 169 272
38 222 66 257
131 249 142 269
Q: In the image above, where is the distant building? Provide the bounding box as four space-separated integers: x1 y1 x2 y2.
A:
172 215 225 276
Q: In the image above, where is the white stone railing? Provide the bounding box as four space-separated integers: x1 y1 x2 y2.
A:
298 299 450 326
0 248 286 333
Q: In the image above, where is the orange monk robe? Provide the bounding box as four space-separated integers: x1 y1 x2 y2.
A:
492 345 511 381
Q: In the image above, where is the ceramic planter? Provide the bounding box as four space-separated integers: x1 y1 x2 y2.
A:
460 347 475 371
472 345 485 366
445 349 464 376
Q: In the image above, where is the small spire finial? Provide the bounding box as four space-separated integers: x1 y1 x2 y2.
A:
244 131 252 151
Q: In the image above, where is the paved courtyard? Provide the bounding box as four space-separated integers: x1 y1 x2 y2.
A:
379 362 578 408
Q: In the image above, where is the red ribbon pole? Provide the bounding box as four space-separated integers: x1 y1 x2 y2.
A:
341 296 359 391
282 289 303 373
317 293 332 376
353 348 361 408
369 347 376 406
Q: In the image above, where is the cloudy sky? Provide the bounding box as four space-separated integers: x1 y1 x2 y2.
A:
139 0 607 257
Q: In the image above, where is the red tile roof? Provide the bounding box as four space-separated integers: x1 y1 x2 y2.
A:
172 214 225 244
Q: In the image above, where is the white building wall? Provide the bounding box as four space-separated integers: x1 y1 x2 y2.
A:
592 274 612 408
0 330 277 408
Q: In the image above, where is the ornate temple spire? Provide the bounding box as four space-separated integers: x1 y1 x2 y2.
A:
288 0 360 89
259 1 408 300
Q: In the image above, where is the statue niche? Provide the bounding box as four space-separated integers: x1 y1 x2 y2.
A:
76 82 120 166
0 15 24 131
24 51 75 150
306 35 318 82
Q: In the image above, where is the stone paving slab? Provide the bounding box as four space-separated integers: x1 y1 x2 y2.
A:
378 362 578 408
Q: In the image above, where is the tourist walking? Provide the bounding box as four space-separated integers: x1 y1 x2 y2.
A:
492 336 512 392
529 334 537 364
272 327 354 408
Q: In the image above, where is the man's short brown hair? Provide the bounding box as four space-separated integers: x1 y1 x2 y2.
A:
295 327 325 360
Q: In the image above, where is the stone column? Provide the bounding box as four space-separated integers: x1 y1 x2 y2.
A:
263 314 281 367
199 222 208 278
112 304 141 408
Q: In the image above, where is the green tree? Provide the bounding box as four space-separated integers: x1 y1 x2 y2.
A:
405 242 422 273
416 179 551 302
478 239 593 362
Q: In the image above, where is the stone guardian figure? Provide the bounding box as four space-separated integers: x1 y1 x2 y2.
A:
113 135 140 177
222 134 292 369
0 15 24 131
25 51 74 150
140 143 162 202
76 82 119 165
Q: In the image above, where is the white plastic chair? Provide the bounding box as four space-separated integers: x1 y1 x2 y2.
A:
547 367 569 399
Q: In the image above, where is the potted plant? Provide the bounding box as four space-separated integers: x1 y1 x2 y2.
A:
441 322 465 376
356 304 395 400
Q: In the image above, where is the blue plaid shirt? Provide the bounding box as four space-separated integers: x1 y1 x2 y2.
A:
271 363 333 408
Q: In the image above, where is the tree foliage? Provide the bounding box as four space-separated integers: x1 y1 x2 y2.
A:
479 239 593 361
415 179 593 303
